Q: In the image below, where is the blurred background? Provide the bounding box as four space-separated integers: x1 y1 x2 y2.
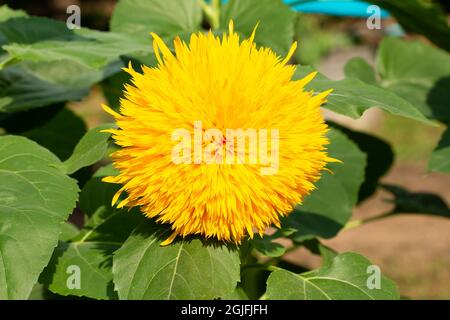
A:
2 0 450 299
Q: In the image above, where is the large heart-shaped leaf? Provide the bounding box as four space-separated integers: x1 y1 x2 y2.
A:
0 135 78 299
281 128 366 241
113 223 240 300
266 252 399 300
110 0 202 42
220 0 295 56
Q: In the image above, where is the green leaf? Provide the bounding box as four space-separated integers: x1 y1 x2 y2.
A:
19 59 123 89
376 37 450 121
250 236 286 258
0 135 79 299
429 126 450 173
294 66 433 125
41 177 145 300
0 15 149 106
222 287 249 300
59 222 79 242
240 267 271 300
0 104 62 133
281 128 366 241
42 219 137 301
27 283 46 300
345 40 450 178
266 252 399 300
0 65 88 113
344 57 377 85
345 38 450 122
0 15 72 46
331 123 394 202
113 223 241 299
220 0 295 56
110 0 202 42
41 241 118 300
0 5 27 24
93 164 119 178
301 239 337 267
100 70 132 110
0 15 136 112
381 184 450 219
79 177 120 218
21 107 87 161
61 124 113 175
3 30 148 70
369 0 450 51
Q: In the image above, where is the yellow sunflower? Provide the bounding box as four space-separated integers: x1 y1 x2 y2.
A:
102 21 335 246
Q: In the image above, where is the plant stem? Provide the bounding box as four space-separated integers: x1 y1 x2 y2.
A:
344 211 394 230
241 263 281 273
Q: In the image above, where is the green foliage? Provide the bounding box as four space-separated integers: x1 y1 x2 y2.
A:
111 0 202 41
0 64 89 112
344 37 450 173
0 136 78 299
113 223 241 299
266 253 400 300
0 0 449 301
21 108 87 161
429 126 450 173
41 210 144 300
0 105 87 160
220 0 296 56
382 184 450 219
369 0 450 51
331 124 394 202
281 128 366 241
293 14 352 66
60 124 113 175
250 235 286 258
295 66 434 125
346 37 450 121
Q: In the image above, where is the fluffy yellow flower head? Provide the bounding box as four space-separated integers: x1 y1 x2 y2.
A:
103 21 334 246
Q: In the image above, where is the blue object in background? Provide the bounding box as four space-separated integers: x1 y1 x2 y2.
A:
284 0 389 18
215 0 390 18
